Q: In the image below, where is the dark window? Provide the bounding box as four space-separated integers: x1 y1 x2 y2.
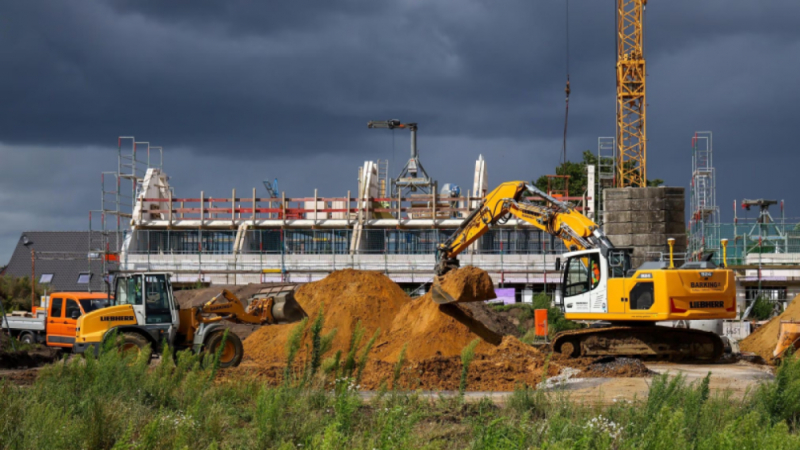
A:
65 299 81 319
144 274 173 324
607 250 632 278
564 253 602 297
79 299 109 313
630 283 655 310
51 297 63 318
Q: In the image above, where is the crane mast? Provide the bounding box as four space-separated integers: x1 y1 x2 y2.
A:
616 0 647 187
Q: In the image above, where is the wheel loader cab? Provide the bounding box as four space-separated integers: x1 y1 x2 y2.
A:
113 274 178 326
73 273 179 356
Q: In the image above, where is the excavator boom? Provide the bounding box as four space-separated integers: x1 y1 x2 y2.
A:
432 181 612 304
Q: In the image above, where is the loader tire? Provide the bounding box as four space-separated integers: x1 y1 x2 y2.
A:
205 331 243 368
119 332 153 361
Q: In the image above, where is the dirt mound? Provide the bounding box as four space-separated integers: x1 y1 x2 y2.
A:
373 266 500 362
740 294 800 362
362 336 562 391
0 333 59 369
235 267 645 390
243 269 409 364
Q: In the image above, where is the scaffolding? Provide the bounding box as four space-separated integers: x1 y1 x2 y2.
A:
90 137 163 283
596 137 616 223
688 131 719 261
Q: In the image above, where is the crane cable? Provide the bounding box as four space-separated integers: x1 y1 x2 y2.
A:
561 0 571 167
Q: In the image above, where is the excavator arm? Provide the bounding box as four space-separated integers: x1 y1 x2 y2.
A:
435 181 612 276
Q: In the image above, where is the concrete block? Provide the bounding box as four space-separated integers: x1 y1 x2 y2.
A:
604 199 633 211
603 223 635 235
605 234 633 247
637 210 685 223
633 234 669 246
662 187 685 197
665 198 685 212
603 189 633 200
603 211 632 223
630 188 664 199
606 198 681 212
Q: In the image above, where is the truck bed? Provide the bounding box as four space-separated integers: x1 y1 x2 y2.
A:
1 311 46 332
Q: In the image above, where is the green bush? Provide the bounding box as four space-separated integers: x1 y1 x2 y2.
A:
0 274 44 312
750 295 778 321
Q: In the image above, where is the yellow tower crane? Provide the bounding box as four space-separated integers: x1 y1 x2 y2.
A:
616 0 647 187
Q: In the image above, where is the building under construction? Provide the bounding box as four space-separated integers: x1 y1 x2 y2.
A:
94 136 600 302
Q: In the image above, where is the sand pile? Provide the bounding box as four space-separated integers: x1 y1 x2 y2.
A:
740 294 800 362
373 266 500 362
243 269 409 364
235 266 555 390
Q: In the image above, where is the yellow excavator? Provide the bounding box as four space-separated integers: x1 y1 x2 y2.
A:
432 181 736 360
73 274 307 367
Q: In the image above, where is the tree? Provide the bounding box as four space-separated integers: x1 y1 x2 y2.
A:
533 150 665 197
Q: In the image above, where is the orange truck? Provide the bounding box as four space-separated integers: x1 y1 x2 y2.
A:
1 293 110 348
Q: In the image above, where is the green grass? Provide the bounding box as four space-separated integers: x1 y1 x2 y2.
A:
3 339 800 448
494 293 583 342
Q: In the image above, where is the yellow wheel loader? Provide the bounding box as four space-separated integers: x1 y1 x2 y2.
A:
73 273 306 368
432 181 736 360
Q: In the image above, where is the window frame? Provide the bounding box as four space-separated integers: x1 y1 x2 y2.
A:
50 297 64 318
65 299 82 319
77 273 92 284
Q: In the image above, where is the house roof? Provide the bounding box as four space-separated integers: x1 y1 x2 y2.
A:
3 231 122 292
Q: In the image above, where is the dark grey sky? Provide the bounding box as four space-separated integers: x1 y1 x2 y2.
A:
2 1 799 263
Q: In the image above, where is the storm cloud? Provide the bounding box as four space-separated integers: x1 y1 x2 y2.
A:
1 1 799 262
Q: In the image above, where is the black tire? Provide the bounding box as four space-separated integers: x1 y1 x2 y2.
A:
119 332 153 360
19 332 35 345
205 331 244 368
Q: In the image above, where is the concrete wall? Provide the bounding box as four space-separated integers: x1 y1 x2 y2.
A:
602 187 687 268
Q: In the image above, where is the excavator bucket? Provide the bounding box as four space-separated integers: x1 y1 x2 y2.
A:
431 276 458 305
430 270 492 305
774 320 800 360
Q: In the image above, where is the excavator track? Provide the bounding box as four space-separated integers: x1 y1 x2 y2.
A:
551 325 724 361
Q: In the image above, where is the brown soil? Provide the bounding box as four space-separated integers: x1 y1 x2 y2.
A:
0 334 60 369
740 294 800 363
242 269 409 364
234 267 569 390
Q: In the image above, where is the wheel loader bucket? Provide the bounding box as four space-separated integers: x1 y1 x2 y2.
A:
250 285 308 324
271 291 307 323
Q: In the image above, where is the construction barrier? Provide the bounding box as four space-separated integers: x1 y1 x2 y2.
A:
534 309 548 337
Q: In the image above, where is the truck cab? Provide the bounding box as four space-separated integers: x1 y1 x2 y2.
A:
1 292 110 347
44 293 110 347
